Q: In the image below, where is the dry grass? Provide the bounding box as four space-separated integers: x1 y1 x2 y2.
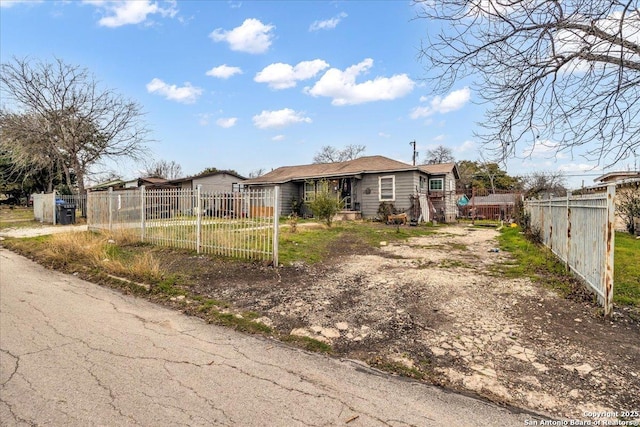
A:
126 251 161 281
42 231 161 282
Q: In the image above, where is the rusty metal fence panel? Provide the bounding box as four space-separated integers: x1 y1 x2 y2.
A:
525 186 615 315
87 186 279 264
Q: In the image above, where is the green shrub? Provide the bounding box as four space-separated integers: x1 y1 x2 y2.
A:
308 180 343 227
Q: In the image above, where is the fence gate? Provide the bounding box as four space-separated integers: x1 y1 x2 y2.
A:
525 186 615 315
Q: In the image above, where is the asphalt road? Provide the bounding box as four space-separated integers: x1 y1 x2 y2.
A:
0 248 533 426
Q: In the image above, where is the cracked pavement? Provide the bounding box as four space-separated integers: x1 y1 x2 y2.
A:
0 248 532 426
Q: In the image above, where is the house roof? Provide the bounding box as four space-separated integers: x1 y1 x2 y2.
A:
170 170 246 184
418 163 459 179
89 179 125 190
245 156 455 184
140 177 170 185
594 171 640 183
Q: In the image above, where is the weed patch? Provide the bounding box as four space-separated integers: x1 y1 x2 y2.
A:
281 335 332 353
368 357 430 380
209 312 272 334
496 227 576 297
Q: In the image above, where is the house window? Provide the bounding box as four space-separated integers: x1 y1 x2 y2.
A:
429 178 443 191
379 175 395 201
304 181 316 202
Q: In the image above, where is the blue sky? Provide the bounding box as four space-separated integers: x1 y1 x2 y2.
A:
1 0 635 188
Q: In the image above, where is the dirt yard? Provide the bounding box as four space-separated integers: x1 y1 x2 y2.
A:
154 224 640 421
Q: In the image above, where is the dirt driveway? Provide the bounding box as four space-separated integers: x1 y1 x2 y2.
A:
161 224 640 420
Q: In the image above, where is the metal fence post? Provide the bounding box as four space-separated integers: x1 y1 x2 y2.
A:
196 185 202 254
140 185 146 242
52 191 57 225
604 184 616 317
272 186 280 266
566 191 572 272
108 187 113 232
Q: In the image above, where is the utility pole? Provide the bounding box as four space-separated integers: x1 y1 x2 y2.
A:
410 140 417 166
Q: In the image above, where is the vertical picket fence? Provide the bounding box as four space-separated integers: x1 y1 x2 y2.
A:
87 186 279 264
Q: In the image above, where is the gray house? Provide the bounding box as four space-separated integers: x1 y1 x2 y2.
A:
170 170 246 193
244 156 459 222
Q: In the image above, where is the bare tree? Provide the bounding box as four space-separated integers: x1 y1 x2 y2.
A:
0 111 64 192
415 1 640 166
313 144 366 163
423 145 455 164
0 57 149 194
143 159 183 180
248 168 266 179
522 171 567 198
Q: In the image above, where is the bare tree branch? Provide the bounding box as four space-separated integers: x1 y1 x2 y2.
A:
313 144 366 163
0 57 150 194
142 159 183 180
423 145 455 164
415 0 640 166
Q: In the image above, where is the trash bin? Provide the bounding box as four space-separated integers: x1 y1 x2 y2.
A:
56 203 76 225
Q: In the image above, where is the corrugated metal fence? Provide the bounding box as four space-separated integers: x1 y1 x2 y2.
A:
525 186 615 315
87 186 280 264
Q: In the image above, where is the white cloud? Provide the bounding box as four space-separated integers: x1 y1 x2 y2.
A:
146 78 202 104
456 140 476 153
305 58 415 105
411 87 471 119
216 117 238 128
522 140 568 159
309 12 347 31
272 135 285 141
210 18 274 54
84 0 178 28
197 113 212 126
378 132 391 138
432 134 446 142
558 163 602 173
252 108 311 129
206 64 243 79
555 11 640 73
255 59 329 89
0 0 43 8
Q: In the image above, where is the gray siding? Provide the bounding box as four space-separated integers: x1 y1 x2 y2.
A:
429 172 457 222
246 183 297 217
194 174 243 193
277 182 297 217
360 171 418 219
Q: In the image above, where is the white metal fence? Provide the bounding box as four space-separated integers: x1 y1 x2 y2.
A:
525 186 616 315
57 194 87 217
87 186 280 264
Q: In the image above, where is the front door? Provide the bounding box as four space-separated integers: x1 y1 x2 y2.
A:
340 178 352 210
